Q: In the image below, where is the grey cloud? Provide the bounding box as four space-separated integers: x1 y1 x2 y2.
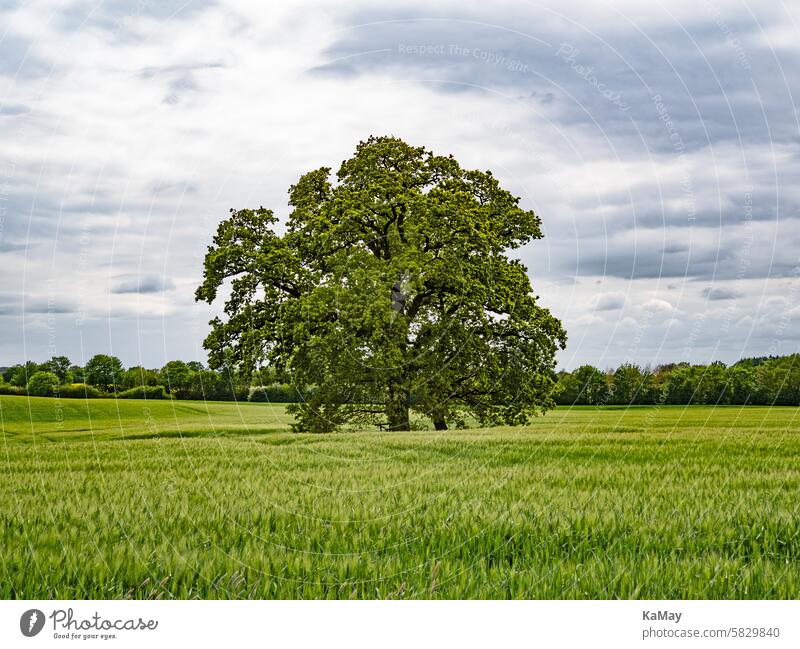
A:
0 103 30 116
549 276 578 286
701 287 743 300
0 240 28 253
111 275 176 294
0 33 52 78
526 217 800 281
138 62 226 80
567 245 755 280
148 180 200 195
137 62 225 104
25 299 75 314
662 242 689 254
311 9 800 151
308 5 800 259
0 293 75 315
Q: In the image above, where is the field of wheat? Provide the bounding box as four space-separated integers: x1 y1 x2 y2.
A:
1 395 799 598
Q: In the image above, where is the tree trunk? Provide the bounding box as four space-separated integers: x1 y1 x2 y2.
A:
432 415 448 430
386 388 410 431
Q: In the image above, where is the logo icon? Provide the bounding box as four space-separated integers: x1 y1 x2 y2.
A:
20 609 45 637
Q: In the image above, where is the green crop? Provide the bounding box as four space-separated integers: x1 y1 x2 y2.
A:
1 396 799 598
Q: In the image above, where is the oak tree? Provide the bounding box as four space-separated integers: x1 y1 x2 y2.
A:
197 136 566 432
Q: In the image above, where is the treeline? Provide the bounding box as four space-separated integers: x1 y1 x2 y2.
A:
556 355 800 406
0 355 301 402
3 353 800 406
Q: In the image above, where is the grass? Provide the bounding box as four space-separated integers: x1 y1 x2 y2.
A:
1 394 799 599
0 395 292 442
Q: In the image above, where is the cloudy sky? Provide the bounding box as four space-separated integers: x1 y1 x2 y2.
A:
1 0 799 370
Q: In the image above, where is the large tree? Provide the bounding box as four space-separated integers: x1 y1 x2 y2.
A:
197 136 566 432
84 354 123 393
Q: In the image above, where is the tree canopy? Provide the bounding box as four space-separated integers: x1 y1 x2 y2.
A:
84 354 123 393
197 136 566 432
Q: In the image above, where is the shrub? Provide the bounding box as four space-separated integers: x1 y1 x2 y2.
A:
116 385 172 400
0 383 25 396
58 383 103 398
26 371 61 397
248 383 307 403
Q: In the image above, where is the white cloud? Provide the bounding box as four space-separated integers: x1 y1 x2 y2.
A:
641 298 675 315
589 291 626 311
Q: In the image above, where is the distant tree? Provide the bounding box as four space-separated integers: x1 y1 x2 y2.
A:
84 355 123 392
27 371 60 396
68 365 85 383
696 361 728 404
120 366 160 389
735 356 774 368
196 136 566 432
184 369 237 401
726 363 755 404
187 361 205 372
40 356 71 382
611 363 644 405
664 364 697 404
160 360 193 398
5 364 22 385
559 365 610 405
9 361 39 387
635 368 662 404
753 355 800 406
554 370 578 405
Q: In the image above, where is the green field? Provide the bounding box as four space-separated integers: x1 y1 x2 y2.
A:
1 395 799 599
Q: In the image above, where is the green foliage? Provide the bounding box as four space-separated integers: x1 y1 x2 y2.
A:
611 363 646 404
116 385 172 399
727 364 756 404
84 354 123 392
7 353 798 408
3 358 253 403
0 383 25 395
197 136 567 432
555 354 800 406
2 397 800 598
183 369 240 401
160 360 193 398
752 356 800 405
248 383 307 403
557 365 610 405
58 383 103 398
663 364 696 404
26 371 60 397
39 355 71 382
120 366 160 389
8 361 40 387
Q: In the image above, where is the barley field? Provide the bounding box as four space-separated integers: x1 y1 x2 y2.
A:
1 395 799 599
